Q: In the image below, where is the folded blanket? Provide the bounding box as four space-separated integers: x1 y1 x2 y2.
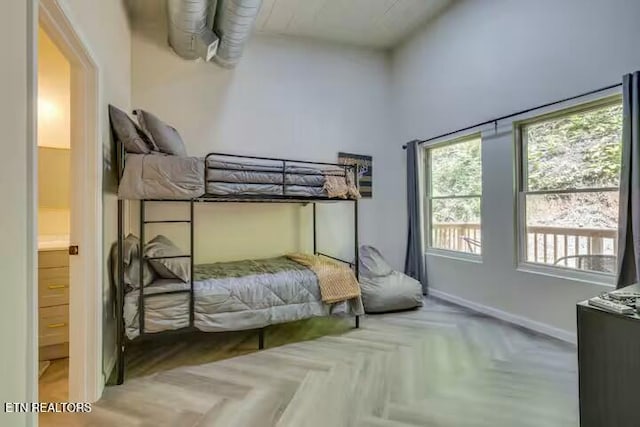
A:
323 175 349 198
286 253 361 303
346 171 361 199
322 169 361 199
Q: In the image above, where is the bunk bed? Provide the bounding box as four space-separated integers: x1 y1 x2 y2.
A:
114 142 363 385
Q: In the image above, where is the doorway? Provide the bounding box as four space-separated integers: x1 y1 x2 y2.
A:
36 24 72 410
33 0 103 410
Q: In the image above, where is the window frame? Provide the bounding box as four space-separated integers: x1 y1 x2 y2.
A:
515 96 622 283
424 133 483 260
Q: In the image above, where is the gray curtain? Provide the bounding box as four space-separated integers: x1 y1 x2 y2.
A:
616 71 640 288
404 140 427 293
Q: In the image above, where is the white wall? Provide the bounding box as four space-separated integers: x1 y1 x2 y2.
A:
391 0 640 339
131 19 404 268
38 27 71 239
38 27 71 150
38 147 71 236
0 1 32 425
55 0 132 384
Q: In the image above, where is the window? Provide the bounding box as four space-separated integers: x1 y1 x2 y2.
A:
426 135 482 254
518 100 622 274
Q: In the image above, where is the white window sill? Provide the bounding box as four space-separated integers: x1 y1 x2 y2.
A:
517 262 615 288
425 248 483 264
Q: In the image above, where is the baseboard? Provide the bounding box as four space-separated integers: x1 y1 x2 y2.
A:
429 289 577 345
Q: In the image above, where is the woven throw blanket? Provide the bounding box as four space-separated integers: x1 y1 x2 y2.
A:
323 171 361 199
287 253 361 303
345 171 361 199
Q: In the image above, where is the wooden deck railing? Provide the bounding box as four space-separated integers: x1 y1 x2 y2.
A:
432 223 482 253
432 223 617 264
526 225 616 266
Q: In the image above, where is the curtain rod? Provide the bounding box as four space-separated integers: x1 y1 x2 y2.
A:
403 82 622 149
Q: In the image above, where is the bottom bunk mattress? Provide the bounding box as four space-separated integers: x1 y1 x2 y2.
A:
124 256 363 339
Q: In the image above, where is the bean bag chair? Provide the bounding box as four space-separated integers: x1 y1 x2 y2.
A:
358 245 424 313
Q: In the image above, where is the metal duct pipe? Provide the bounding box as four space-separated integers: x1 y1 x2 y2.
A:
213 0 263 68
167 0 219 61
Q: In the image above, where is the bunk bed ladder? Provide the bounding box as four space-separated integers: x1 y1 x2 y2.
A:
139 200 196 340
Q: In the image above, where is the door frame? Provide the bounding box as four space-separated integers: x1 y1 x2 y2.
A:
33 0 103 403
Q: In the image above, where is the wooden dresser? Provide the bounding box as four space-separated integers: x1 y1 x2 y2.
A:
38 249 69 360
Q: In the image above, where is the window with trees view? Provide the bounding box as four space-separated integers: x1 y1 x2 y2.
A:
426 135 482 254
518 100 622 274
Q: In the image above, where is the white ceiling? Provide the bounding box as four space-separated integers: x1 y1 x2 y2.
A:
126 0 452 50
255 0 452 49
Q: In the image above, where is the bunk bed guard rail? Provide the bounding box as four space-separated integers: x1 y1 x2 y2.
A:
204 152 358 200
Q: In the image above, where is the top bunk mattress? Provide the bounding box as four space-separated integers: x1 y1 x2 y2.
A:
205 156 360 199
118 153 360 200
118 153 205 200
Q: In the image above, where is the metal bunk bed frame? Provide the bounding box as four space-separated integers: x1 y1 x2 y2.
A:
114 142 361 385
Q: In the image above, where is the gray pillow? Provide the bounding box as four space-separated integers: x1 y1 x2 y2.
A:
108 105 157 154
134 109 188 157
145 235 190 282
121 234 155 289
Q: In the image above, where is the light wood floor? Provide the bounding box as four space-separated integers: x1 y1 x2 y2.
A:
40 298 579 426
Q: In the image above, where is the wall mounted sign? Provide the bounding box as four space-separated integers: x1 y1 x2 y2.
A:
338 152 372 198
